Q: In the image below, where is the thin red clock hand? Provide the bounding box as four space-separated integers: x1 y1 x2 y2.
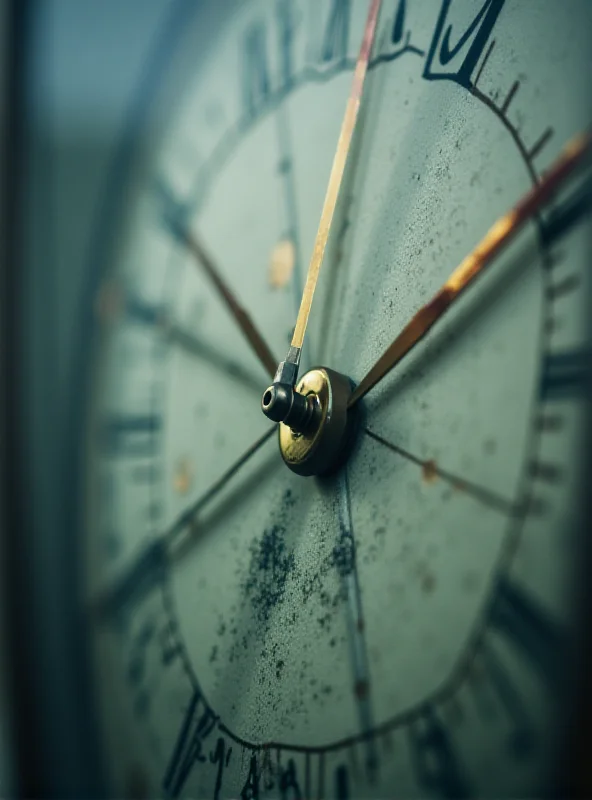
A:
349 130 592 407
183 230 278 378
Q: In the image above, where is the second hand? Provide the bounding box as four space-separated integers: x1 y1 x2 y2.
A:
261 0 383 430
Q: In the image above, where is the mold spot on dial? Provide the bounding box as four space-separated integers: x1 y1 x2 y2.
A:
242 525 295 624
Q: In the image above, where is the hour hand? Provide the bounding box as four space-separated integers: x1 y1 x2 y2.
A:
158 181 278 379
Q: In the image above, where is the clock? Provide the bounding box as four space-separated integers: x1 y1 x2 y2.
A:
4 1 592 798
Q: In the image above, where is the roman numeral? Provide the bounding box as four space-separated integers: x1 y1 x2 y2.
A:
210 737 232 800
334 764 350 800
392 0 407 45
408 706 471 798
424 0 506 88
539 349 591 402
126 618 155 688
242 22 271 117
320 0 351 64
488 576 564 687
163 690 217 798
276 0 296 90
280 758 302 799
102 414 162 458
480 643 536 760
240 753 260 799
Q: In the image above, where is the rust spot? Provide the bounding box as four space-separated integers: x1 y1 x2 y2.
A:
173 457 194 494
422 459 438 484
354 680 369 700
269 238 296 288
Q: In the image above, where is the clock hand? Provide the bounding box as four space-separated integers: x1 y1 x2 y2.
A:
261 0 383 431
365 428 521 517
182 229 278 378
93 425 276 616
349 130 592 407
159 184 278 379
162 318 265 394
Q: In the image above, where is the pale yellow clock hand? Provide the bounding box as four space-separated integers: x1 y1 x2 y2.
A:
262 0 383 429
290 0 383 356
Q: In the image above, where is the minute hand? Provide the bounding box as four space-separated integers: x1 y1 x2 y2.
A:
261 0 383 429
348 130 592 408
290 0 383 357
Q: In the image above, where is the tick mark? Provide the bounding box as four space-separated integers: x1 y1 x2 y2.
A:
529 460 563 483
269 238 296 288
545 273 580 301
535 414 564 432
528 127 554 161
501 79 520 114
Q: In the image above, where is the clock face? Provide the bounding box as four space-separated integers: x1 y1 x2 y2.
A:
86 1 592 797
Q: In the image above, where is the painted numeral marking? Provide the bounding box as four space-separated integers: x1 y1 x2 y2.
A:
240 753 260 799
242 22 271 117
163 690 217 798
334 764 350 800
488 576 564 687
320 0 351 64
392 0 407 45
276 0 296 90
424 0 506 88
102 414 162 458
481 643 536 760
408 706 471 798
280 758 302 799
210 737 232 800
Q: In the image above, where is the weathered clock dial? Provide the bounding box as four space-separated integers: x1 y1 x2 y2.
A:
85 1 592 797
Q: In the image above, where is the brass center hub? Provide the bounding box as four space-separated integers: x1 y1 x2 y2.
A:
278 367 360 477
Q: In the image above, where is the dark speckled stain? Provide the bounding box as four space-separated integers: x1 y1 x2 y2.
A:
283 488 297 508
242 524 295 624
331 525 355 578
